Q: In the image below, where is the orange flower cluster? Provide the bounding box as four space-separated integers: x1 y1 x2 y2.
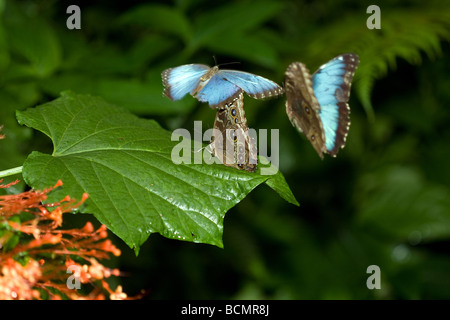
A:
0 179 133 300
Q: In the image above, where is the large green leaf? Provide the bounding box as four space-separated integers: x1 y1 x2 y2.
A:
16 92 298 253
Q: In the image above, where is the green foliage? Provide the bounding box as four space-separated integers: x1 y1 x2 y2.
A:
279 1 450 119
16 91 297 252
0 217 21 251
356 165 450 242
1 0 450 299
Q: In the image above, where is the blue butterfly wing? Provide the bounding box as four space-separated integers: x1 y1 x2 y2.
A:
312 54 359 155
195 73 242 108
218 70 284 99
162 64 210 101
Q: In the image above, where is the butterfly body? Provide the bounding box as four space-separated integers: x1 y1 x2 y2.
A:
162 64 283 108
209 92 257 172
285 54 359 158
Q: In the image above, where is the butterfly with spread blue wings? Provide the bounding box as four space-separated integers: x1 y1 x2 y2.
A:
285 54 359 158
162 64 284 108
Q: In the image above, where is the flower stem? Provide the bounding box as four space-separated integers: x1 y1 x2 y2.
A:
0 166 23 178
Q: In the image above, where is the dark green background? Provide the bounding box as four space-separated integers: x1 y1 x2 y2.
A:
1 0 450 299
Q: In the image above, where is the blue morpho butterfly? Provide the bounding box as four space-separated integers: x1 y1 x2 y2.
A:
284 53 359 158
161 63 284 108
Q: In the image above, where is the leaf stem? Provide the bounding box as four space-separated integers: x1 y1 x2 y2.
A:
0 166 23 178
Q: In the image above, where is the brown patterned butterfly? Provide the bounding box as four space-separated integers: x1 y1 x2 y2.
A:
285 54 359 158
209 92 258 172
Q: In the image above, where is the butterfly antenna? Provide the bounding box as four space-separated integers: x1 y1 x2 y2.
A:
217 61 242 68
195 145 208 153
211 55 241 68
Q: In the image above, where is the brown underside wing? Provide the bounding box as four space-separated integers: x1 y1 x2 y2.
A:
209 92 258 172
285 62 327 159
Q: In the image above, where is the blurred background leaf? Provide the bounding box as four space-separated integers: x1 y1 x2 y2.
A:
117 4 193 43
1 0 450 299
